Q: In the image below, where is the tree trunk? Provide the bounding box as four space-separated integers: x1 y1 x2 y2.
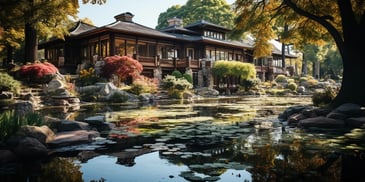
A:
24 23 38 64
331 39 365 107
6 44 13 65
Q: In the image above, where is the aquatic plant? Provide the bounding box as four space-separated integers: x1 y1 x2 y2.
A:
0 110 44 142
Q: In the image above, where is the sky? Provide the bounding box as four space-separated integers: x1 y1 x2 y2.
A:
77 0 236 28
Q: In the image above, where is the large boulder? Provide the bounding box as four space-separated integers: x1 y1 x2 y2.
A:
13 137 48 160
298 116 345 129
47 130 100 148
19 125 55 144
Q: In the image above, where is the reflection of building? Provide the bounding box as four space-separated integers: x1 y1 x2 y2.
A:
38 12 296 86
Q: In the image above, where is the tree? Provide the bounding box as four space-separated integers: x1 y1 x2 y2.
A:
0 0 24 65
321 45 342 79
0 0 78 64
82 0 106 5
156 0 235 29
100 55 143 82
232 0 365 107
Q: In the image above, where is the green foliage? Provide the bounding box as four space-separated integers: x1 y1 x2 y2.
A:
108 92 129 103
240 78 261 92
287 82 297 91
171 70 183 78
156 0 234 29
212 60 256 80
162 75 193 91
312 86 339 107
78 67 99 86
161 74 193 99
0 110 44 142
274 74 287 83
0 72 21 94
40 157 83 182
183 73 193 84
128 76 159 95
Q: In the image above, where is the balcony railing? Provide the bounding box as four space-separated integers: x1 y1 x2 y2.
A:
135 56 200 69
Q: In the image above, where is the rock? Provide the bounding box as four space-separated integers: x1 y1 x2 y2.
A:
298 116 345 129
45 78 65 93
99 82 118 96
195 87 219 97
0 150 17 164
48 130 100 148
13 137 48 159
12 101 34 115
288 113 307 126
278 105 308 121
19 125 55 144
84 116 105 125
326 111 348 120
57 120 91 132
335 103 365 116
345 117 365 128
0 91 13 99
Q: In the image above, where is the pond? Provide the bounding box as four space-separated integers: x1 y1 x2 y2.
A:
2 96 365 182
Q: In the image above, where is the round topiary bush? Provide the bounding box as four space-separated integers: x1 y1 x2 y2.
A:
18 62 59 84
312 86 338 106
287 82 297 91
274 74 287 83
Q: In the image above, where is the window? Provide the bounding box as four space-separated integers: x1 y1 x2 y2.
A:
126 40 136 57
138 42 148 57
100 40 109 58
115 39 125 56
187 48 194 59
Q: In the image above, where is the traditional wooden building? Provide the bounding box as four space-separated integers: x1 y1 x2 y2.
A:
38 12 296 87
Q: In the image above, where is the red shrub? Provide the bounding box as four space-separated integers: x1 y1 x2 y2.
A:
18 62 59 83
101 56 143 81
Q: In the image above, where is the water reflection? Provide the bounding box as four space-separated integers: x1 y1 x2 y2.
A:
2 96 365 181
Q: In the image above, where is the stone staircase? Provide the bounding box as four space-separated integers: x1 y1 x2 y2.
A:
16 84 46 110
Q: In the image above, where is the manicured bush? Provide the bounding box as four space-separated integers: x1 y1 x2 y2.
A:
274 74 287 83
312 86 338 106
128 76 158 95
171 70 183 78
161 74 193 99
0 72 21 94
18 62 59 83
240 78 261 91
183 73 193 84
212 60 256 80
78 67 99 86
100 56 143 82
287 82 297 91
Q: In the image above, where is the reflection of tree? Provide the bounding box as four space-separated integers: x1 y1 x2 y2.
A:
232 132 342 182
40 157 83 182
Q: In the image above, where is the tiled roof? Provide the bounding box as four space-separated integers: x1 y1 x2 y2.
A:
104 21 176 39
171 33 253 49
160 25 199 35
70 21 97 36
184 20 231 32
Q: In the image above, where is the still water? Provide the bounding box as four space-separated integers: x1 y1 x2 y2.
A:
3 96 365 182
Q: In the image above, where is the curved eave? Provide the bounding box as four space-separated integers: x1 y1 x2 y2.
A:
71 21 177 40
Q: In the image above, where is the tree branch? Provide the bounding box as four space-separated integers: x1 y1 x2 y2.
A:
283 0 345 57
